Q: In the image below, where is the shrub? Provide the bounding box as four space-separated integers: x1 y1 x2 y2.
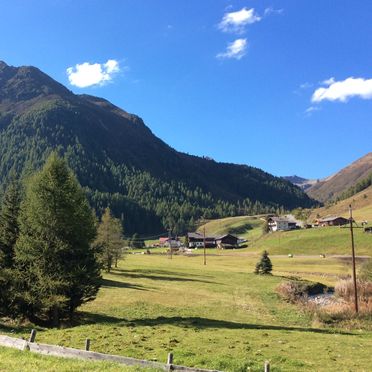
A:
359 259 372 282
276 279 328 303
254 250 272 274
335 278 372 303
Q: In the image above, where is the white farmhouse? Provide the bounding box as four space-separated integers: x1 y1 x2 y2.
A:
267 217 297 232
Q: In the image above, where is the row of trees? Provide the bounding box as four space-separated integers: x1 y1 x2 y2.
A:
0 154 125 326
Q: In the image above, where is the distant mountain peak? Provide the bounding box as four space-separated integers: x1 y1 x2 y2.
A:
282 175 318 191
0 61 72 108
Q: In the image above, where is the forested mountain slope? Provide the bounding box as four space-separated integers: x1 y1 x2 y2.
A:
0 61 315 234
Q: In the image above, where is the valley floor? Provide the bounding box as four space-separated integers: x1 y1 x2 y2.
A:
1 253 371 371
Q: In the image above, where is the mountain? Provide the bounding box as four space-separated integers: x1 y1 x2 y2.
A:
309 185 372 222
306 153 372 202
282 175 317 191
0 61 315 234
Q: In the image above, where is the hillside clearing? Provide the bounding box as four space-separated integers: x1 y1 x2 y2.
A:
198 215 264 241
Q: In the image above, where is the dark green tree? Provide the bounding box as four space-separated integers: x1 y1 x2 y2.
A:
130 233 145 248
0 179 22 315
14 153 101 326
95 208 124 272
262 220 270 235
0 179 22 268
254 250 273 275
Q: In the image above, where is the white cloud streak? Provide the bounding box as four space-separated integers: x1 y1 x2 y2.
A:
264 7 283 16
305 106 320 115
217 38 247 60
312 77 372 103
218 7 261 33
67 59 120 88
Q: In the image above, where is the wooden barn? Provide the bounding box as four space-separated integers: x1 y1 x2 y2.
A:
317 216 349 226
215 234 239 249
187 232 216 248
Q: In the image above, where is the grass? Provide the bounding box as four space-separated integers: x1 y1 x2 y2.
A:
198 215 264 241
0 346 157 372
253 226 372 256
1 253 371 371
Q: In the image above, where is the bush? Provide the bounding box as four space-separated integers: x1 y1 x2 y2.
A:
276 279 328 303
335 278 372 303
359 259 372 282
312 278 372 328
254 250 272 274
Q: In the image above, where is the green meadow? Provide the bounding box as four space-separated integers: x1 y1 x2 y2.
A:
253 226 372 256
1 253 371 371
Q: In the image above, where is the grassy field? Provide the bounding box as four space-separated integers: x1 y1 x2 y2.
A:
0 346 152 372
253 226 372 256
1 253 371 371
197 216 372 256
198 215 264 241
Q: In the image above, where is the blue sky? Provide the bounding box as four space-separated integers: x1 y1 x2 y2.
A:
1 0 371 179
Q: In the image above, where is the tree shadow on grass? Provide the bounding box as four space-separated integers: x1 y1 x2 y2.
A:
101 278 151 291
79 313 354 336
0 321 36 335
114 268 214 279
110 268 220 284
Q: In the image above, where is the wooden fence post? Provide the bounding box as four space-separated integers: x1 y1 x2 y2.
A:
85 338 90 351
29 329 37 343
264 360 270 372
167 352 174 370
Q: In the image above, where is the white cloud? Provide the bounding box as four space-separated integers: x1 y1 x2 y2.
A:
66 59 120 88
305 106 320 114
300 82 313 89
218 7 261 33
264 7 284 16
321 77 335 85
312 77 372 103
217 38 247 60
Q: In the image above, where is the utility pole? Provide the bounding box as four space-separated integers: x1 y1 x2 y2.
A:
203 227 206 265
349 205 358 313
169 229 172 260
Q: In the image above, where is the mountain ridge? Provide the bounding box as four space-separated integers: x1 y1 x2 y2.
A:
305 153 372 202
0 61 315 234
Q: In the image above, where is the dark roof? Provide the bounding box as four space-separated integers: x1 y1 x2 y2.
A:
215 234 238 240
318 216 348 222
268 217 291 223
187 232 203 239
187 232 216 240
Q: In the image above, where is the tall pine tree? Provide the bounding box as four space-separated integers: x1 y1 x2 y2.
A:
0 179 22 316
14 153 101 326
0 179 21 268
95 208 124 272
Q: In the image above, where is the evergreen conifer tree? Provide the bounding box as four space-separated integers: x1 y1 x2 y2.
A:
130 233 144 248
95 208 124 272
0 179 22 315
0 179 21 268
254 250 273 275
14 153 101 326
262 220 270 234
